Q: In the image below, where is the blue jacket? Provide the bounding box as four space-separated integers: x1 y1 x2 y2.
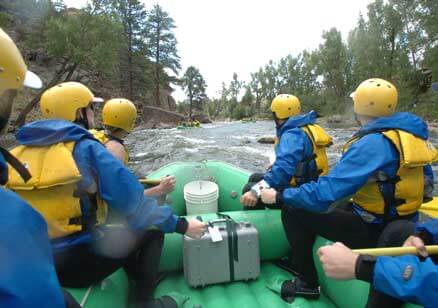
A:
0 150 65 307
374 219 438 307
281 112 433 213
16 120 180 238
264 111 318 190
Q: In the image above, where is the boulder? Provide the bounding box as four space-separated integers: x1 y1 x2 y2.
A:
142 105 185 129
258 136 276 144
326 115 343 123
191 114 212 124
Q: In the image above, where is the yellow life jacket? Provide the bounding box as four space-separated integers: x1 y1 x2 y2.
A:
7 142 107 239
275 124 332 187
344 129 437 217
89 129 129 165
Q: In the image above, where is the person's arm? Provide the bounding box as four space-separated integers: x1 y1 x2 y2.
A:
144 176 176 197
74 139 184 234
278 133 398 212
372 255 438 305
105 140 127 163
319 220 438 307
1 189 66 307
318 242 438 306
263 129 306 190
370 219 438 305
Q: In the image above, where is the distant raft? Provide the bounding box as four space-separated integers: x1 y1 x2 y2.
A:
177 120 201 129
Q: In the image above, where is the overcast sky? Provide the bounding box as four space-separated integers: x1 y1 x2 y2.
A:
64 0 373 101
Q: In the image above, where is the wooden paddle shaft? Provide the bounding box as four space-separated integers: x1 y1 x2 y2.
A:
353 245 438 256
139 178 161 186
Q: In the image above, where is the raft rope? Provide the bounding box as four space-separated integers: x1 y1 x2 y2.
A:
80 285 93 307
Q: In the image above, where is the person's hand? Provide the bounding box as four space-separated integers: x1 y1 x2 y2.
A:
240 191 258 207
317 242 359 280
403 235 428 257
261 188 277 204
185 219 207 239
158 176 176 195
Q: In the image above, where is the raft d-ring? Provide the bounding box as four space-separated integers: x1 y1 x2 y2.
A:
230 191 238 199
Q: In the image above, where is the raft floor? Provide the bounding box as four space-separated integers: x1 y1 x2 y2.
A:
155 262 336 308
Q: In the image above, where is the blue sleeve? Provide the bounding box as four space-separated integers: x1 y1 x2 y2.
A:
281 133 399 212
374 255 438 306
73 139 179 233
416 219 438 244
264 129 308 190
0 188 65 308
424 164 433 183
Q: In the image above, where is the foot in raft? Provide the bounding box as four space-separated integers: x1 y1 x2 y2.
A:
266 277 320 303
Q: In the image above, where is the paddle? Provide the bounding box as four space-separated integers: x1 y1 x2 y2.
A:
353 245 438 256
420 204 438 218
139 178 162 186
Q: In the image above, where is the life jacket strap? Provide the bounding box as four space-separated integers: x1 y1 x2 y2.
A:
372 170 407 223
0 147 32 183
107 134 124 145
72 189 98 232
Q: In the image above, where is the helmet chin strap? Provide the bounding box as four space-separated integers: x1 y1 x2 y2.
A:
273 112 286 128
74 108 91 129
354 113 361 127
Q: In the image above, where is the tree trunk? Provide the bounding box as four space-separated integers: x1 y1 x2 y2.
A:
13 60 71 129
388 29 395 80
255 93 261 115
64 62 78 81
155 66 160 107
189 86 193 120
127 3 133 100
155 22 161 107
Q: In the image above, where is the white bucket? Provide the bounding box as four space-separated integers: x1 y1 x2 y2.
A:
184 180 219 215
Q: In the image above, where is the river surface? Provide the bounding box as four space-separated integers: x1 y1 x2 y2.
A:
126 121 438 187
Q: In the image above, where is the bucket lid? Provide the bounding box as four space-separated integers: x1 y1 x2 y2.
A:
184 180 218 196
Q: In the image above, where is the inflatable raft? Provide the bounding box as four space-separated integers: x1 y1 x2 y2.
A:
69 161 433 307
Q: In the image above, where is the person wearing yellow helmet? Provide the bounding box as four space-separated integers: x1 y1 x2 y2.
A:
90 98 176 197
0 28 71 308
239 94 332 274
7 82 207 306
261 78 436 306
240 94 331 209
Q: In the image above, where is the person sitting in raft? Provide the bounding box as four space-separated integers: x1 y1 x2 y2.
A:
318 219 438 308
6 81 207 307
90 98 175 197
261 78 436 306
0 27 78 308
240 94 332 274
240 94 332 210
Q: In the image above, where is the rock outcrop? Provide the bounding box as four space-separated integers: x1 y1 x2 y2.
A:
142 105 185 129
257 136 276 144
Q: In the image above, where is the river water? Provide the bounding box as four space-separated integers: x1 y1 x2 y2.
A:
126 121 438 186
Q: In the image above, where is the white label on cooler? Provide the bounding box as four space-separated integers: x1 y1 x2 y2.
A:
208 226 223 242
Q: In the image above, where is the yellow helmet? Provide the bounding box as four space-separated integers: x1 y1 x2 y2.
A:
0 28 42 95
40 82 103 121
271 94 301 119
102 98 137 133
351 78 398 117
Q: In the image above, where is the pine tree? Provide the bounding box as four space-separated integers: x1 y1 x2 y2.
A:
112 0 148 100
145 4 181 106
181 66 207 120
